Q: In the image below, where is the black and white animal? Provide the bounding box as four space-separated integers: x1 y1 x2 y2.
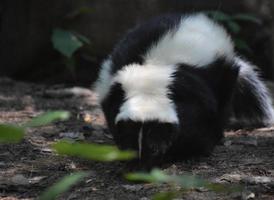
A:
94 13 274 162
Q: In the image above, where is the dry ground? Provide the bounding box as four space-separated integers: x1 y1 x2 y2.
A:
0 78 274 200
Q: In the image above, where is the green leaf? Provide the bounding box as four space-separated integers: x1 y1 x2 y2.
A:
77 6 93 14
226 21 241 34
66 7 93 19
173 174 207 189
127 169 243 194
152 191 177 200
232 14 261 24
39 172 88 200
0 124 25 143
23 111 70 128
126 169 169 183
207 183 243 193
53 140 136 162
52 29 83 58
73 32 91 44
206 11 231 21
127 169 206 189
234 38 252 52
126 169 170 183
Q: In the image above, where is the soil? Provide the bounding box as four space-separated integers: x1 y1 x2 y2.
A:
0 77 274 200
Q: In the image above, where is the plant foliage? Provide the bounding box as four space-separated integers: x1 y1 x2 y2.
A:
53 140 136 162
0 111 70 143
0 124 25 143
52 28 90 58
39 172 88 200
206 11 260 52
126 169 206 188
23 111 70 128
126 168 242 199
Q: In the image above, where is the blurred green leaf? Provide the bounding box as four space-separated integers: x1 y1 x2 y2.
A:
52 29 83 58
66 7 93 19
53 140 136 162
77 6 93 14
73 32 91 44
23 111 70 128
207 183 243 193
152 191 177 200
234 38 252 52
206 11 231 21
226 21 241 34
0 124 25 143
126 168 243 193
173 175 207 189
126 169 170 183
39 172 88 200
232 14 261 24
126 169 206 189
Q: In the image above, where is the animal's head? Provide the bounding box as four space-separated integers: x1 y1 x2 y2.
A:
95 62 180 160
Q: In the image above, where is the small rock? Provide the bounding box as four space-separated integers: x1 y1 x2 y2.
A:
241 191 255 200
224 140 232 147
69 162 77 169
91 187 98 191
29 176 46 184
43 87 93 98
217 173 243 183
59 132 85 140
122 184 143 192
234 137 258 147
41 148 53 153
195 187 209 192
242 176 274 185
11 174 29 186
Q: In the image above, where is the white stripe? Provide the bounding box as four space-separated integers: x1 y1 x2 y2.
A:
114 64 179 123
145 14 234 67
235 57 274 125
94 59 113 103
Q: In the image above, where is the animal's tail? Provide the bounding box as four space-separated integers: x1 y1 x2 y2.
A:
229 57 274 128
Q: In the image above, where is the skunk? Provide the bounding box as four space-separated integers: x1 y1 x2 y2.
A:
94 13 274 162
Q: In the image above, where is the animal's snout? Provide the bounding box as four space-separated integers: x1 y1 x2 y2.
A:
115 120 179 160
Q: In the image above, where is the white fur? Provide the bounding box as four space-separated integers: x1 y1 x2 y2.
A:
94 59 112 103
145 14 234 67
114 64 179 123
235 57 274 125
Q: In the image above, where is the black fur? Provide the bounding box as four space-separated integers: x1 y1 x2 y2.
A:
101 83 125 133
168 59 239 159
229 67 270 129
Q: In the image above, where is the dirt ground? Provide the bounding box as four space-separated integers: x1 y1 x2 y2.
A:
0 77 274 200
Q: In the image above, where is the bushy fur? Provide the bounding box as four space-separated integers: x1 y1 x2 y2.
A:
94 13 274 163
